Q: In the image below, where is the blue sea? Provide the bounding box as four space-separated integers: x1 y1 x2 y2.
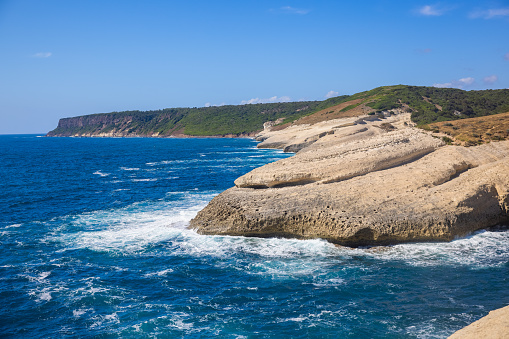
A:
1 135 508 338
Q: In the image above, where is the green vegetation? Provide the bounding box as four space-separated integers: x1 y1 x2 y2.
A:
442 136 453 145
47 85 509 137
360 85 509 125
339 102 361 112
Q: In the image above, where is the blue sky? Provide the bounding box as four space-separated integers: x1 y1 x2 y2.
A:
1 0 508 134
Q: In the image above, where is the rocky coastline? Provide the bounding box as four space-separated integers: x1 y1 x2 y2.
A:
190 112 509 247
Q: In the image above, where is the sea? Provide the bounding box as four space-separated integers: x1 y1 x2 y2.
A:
0 134 508 338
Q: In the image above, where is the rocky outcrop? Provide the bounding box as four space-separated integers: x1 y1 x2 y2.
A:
236 128 442 188
190 113 509 246
448 305 509 339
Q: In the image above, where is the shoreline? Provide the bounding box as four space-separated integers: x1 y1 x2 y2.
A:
45 133 259 139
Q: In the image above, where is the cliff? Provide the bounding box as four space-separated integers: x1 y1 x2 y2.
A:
189 112 509 246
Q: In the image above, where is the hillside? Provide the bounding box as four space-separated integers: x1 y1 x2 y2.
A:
46 86 509 137
425 112 509 146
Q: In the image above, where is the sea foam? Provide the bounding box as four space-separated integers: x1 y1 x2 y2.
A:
360 228 509 268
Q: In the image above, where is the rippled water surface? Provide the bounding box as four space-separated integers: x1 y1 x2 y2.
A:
1 135 508 338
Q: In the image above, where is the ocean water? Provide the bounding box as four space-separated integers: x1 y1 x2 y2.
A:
0 135 508 338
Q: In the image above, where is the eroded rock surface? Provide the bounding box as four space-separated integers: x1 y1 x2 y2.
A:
190 113 509 246
236 128 442 188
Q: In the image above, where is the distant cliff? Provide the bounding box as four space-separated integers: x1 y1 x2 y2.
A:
47 110 187 137
47 85 509 137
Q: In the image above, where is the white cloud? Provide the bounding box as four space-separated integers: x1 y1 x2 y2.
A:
418 5 445 16
325 90 339 98
204 102 225 107
433 82 452 88
32 52 52 58
280 6 309 15
458 77 475 86
433 77 475 89
240 96 292 105
470 8 509 19
483 75 498 84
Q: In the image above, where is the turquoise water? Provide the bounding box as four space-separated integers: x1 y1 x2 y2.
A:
0 135 508 338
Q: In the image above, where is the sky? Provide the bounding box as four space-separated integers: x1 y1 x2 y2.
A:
1 0 508 134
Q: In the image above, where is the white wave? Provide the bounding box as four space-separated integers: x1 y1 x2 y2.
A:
131 178 158 182
405 317 468 339
90 312 120 329
31 289 52 302
71 278 112 296
73 309 89 318
51 193 216 253
93 171 110 177
59 216 188 252
4 223 22 229
172 227 509 273
146 160 177 166
175 232 340 260
24 271 51 283
356 228 509 267
104 313 120 322
120 167 140 171
311 278 345 287
29 285 68 303
144 269 174 277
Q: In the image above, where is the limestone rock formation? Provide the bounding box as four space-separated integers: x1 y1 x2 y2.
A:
190 113 509 246
448 305 509 339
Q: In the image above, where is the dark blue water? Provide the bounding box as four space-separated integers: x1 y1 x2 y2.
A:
1 135 508 338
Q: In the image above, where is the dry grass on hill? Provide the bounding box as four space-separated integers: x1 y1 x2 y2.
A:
271 99 375 131
425 112 509 146
295 99 374 125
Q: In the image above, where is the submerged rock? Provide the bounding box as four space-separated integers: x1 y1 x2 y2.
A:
190 114 509 246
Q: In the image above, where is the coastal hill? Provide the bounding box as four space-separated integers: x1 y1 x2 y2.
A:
47 85 509 138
